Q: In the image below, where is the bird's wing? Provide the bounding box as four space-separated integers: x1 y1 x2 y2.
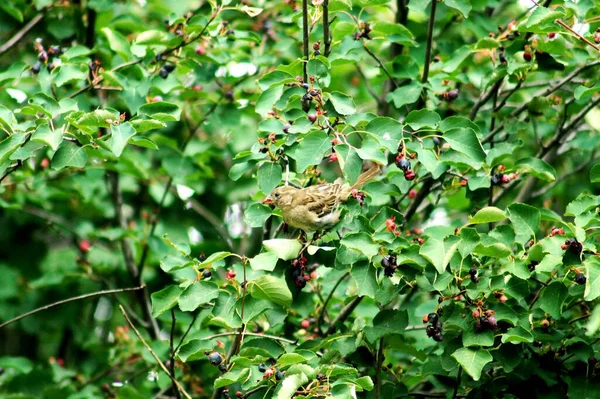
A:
299 183 346 217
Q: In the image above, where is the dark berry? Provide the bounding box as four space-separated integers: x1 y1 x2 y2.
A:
396 157 411 171
570 241 583 256
31 63 42 74
295 276 306 288
159 68 169 79
528 261 539 271
219 364 228 372
307 114 317 123
445 89 459 101
275 370 284 380
433 321 443 331
313 50 321 56
491 173 503 186
381 255 397 269
432 137 440 146
436 307 443 316
575 273 586 285
258 364 267 372
208 352 223 366
469 267 477 276
282 124 291 133
384 265 397 277
302 93 312 102
426 325 436 337
427 313 439 324
471 275 479 284
433 55 440 63
163 64 176 72
203 270 212 279
433 333 443 342
317 373 325 380
523 52 533 62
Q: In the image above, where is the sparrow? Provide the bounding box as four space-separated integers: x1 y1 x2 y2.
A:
262 164 380 232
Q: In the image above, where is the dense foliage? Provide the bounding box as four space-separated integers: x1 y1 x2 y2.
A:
2 0 600 398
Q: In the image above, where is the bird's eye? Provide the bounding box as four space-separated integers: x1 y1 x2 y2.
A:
274 193 280 198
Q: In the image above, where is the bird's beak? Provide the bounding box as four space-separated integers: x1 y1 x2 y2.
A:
262 196 273 205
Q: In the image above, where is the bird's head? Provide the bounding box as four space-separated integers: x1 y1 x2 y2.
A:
262 186 296 210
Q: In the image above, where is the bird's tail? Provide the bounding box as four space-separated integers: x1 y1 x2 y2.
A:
352 164 380 190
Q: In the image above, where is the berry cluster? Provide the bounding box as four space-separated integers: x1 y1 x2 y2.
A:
291 256 317 289
561 238 583 256
352 22 372 40
469 266 479 284
313 41 321 57
350 188 366 206
258 362 284 381
473 309 497 332
494 292 508 303
395 154 415 181
206 351 228 372
490 171 518 186
159 64 176 79
437 89 459 102
385 217 400 236
381 254 398 277
424 310 443 342
549 226 565 237
31 38 62 74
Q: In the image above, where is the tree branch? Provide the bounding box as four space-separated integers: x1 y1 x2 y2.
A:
302 0 309 82
169 309 181 399
0 286 144 329
316 272 349 333
108 172 160 338
363 43 398 89
119 306 192 399
323 0 331 56
0 10 47 56
469 78 504 120
421 0 437 85
325 296 364 335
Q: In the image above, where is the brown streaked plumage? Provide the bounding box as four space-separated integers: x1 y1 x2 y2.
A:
262 165 380 232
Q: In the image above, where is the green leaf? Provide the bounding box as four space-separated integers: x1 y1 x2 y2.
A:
351 261 378 299
199 252 235 267
387 81 421 108
462 326 494 347
443 128 485 162
419 236 460 274
328 91 356 115
101 28 132 61
468 207 507 224
75 109 118 129
288 131 330 173
501 326 533 344
364 309 408 343
278 353 308 367
590 164 600 183
138 102 181 122
0 133 27 164
365 117 403 153
249 252 279 271
0 357 33 374
452 348 493 381
516 158 556 182
151 285 183 318
178 281 220 312
177 339 211 362
258 70 295 90
565 193 600 217
31 125 62 151
275 373 309 399
134 30 169 45
585 257 600 302
257 162 282 194
404 109 440 130
214 368 251 388
263 239 302 261
51 141 87 170
539 282 568 319
444 0 471 17
109 122 137 157
244 203 272 228
249 275 292 307
523 6 564 29
507 203 540 245
341 232 379 260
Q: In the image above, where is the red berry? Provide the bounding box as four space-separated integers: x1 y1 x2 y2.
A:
422 314 429 323
226 270 236 280
408 189 417 199
236 391 243 398
195 45 206 55
460 179 467 186
523 52 533 62
307 114 317 123
501 174 511 184
264 368 274 378
472 310 480 318
498 295 507 303
404 170 416 181
328 152 338 162
540 319 550 329
385 217 396 232
547 32 556 39
301 319 310 328
40 158 50 168
310 271 318 280
150 95 163 103
192 84 202 91
79 240 91 253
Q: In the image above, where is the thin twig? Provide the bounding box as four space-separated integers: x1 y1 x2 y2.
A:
182 195 235 250
555 19 600 52
0 10 47 55
421 0 437 85
302 0 309 82
119 306 192 399
174 311 200 354
469 78 503 120
108 172 160 338
325 296 364 335
0 286 144 329
316 272 349 333
494 79 523 112
203 331 299 345
169 309 181 399
401 176 435 227
452 367 462 399
323 0 331 56
375 337 384 399
363 44 398 89
240 385 268 399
